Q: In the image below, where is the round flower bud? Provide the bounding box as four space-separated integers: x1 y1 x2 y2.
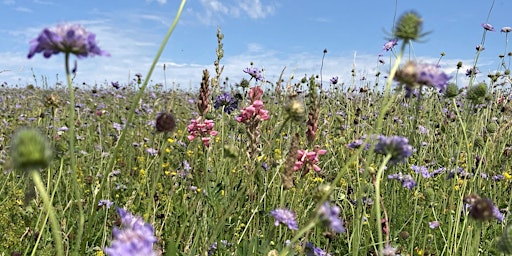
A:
486 123 497 133
10 128 53 171
285 99 305 122
393 11 423 42
466 83 488 104
444 83 459 98
155 112 176 133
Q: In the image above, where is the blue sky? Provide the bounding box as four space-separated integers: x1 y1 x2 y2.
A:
1 0 511 89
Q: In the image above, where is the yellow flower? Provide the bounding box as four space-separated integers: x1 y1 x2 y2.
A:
221 190 225 196
186 150 194 156
504 172 512 180
139 169 146 177
167 138 175 143
274 149 282 159
165 148 171 153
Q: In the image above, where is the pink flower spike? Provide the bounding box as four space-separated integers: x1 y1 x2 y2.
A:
313 164 322 172
316 149 327 155
249 86 263 102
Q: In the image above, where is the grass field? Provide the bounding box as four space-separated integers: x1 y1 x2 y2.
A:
2 2 512 256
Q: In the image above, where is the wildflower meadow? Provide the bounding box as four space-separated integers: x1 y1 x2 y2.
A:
3 0 512 255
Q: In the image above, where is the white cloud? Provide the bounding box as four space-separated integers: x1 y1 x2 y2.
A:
146 0 167 4
237 0 275 19
14 6 32 12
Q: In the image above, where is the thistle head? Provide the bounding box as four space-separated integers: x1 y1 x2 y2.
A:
393 11 424 43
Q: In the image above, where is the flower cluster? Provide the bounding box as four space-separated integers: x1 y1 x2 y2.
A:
318 202 345 233
382 39 398 52
374 135 413 164
235 100 269 123
270 208 298 230
388 172 417 190
104 208 157 256
411 165 445 178
28 23 109 59
294 146 327 172
213 92 238 114
187 117 218 147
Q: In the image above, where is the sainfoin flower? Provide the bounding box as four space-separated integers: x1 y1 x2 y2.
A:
187 117 218 147
270 208 298 230
213 92 238 114
235 100 269 123
374 135 413 164
294 146 327 172
318 202 345 233
28 23 109 59
104 208 157 256
395 61 451 92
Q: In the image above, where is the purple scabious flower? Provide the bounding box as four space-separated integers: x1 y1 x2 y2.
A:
501 26 512 33
318 202 345 233
388 173 416 190
382 39 398 52
270 208 298 230
466 67 480 77
395 61 451 92
28 23 109 59
330 76 338 85
104 208 157 256
213 92 238 114
482 23 495 31
305 242 331 256
98 199 114 209
243 67 264 81
374 135 413 164
429 221 440 229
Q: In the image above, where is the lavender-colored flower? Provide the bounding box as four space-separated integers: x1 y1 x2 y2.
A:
388 172 416 189
98 199 114 209
28 23 109 59
382 244 397 256
482 23 495 31
318 202 345 233
347 139 364 149
145 148 158 156
243 67 264 81
305 242 331 256
374 135 413 164
330 76 338 85
501 26 512 33
214 92 238 114
270 208 298 230
466 67 480 77
395 61 451 92
383 39 398 52
429 221 440 229
104 208 157 256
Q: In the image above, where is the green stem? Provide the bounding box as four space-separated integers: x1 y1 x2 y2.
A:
374 154 392 255
31 170 64 256
84 0 187 251
64 53 85 255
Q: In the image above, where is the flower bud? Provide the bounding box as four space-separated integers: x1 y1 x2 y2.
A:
285 99 305 122
10 128 52 171
466 83 488 104
155 112 176 133
444 83 459 98
393 11 423 42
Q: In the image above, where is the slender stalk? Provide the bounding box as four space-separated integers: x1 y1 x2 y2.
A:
64 52 85 255
374 154 392 255
31 170 64 256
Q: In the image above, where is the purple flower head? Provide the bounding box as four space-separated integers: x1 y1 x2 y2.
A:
429 221 440 229
383 39 398 52
98 199 114 209
305 242 331 256
395 61 451 92
214 92 238 114
104 208 157 256
243 67 264 81
382 244 398 256
388 172 416 189
28 23 109 59
330 76 338 85
270 208 298 230
482 23 495 31
466 67 480 77
501 26 512 33
318 202 345 233
374 135 413 164
476 44 485 51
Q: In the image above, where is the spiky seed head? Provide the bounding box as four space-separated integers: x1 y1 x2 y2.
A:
393 11 423 42
444 83 459 98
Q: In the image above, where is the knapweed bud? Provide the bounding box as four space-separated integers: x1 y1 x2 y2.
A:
10 128 52 171
285 99 305 122
155 112 176 133
223 144 239 158
444 83 459 98
456 61 463 69
393 11 424 42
